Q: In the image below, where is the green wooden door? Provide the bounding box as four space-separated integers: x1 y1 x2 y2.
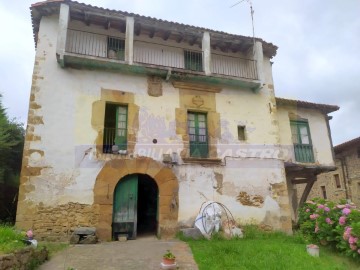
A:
113 175 138 239
290 120 315 163
188 112 208 158
114 106 128 150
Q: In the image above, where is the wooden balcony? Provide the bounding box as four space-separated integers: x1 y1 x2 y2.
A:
61 29 261 90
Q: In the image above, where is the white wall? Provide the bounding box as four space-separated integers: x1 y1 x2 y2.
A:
277 106 334 166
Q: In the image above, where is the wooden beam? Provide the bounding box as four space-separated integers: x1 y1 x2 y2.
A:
162 31 171 41
231 47 239 53
105 20 111 30
149 28 155 38
176 35 183 43
134 24 141 36
299 177 316 207
120 22 126 33
84 12 90 26
291 178 311 184
189 36 197 46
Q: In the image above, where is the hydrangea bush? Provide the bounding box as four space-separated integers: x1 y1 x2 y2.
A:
298 198 360 259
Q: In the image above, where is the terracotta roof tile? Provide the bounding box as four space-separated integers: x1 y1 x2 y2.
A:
334 136 360 153
276 97 339 114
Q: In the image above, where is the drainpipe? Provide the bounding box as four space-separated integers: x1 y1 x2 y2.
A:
339 157 350 201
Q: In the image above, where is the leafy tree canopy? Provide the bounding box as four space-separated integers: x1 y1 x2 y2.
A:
0 94 25 186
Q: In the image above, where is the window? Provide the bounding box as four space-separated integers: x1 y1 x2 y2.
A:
184 50 203 72
290 120 314 163
334 174 341 188
321 186 327 199
238 126 246 141
188 112 208 158
103 104 128 153
107 37 125 60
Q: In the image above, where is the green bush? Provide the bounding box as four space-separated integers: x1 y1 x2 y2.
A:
298 198 360 260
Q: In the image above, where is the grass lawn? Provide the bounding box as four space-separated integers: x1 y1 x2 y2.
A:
183 227 360 270
0 225 68 257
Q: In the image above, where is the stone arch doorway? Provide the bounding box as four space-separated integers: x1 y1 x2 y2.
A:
112 173 159 239
94 157 179 241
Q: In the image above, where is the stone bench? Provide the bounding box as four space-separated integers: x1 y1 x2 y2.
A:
69 227 97 244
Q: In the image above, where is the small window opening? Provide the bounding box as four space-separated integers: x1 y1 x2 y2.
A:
334 174 341 189
107 37 125 60
321 186 327 199
238 126 246 141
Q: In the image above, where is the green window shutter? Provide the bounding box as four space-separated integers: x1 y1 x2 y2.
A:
290 120 314 163
115 105 128 150
188 112 208 158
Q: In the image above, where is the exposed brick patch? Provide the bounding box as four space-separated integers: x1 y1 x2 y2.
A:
236 191 264 207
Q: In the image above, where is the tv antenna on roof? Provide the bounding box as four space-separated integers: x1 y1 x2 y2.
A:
230 0 256 54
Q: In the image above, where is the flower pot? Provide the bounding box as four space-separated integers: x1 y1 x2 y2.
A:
162 258 176 265
306 244 319 257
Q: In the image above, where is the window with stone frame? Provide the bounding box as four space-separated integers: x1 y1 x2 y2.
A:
103 103 128 153
187 112 208 158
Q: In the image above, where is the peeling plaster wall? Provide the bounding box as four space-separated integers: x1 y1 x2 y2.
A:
277 106 334 166
17 14 293 237
176 159 290 232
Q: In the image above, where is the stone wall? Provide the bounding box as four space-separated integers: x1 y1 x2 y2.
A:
343 148 360 206
296 159 346 204
18 202 99 241
0 247 48 270
296 145 360 206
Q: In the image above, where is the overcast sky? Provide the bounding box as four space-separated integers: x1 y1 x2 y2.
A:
0 0 359 145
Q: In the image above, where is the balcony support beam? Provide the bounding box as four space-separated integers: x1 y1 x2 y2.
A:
125 17 134 65
299 176 316 207
56 3 70 67
202 31 211 76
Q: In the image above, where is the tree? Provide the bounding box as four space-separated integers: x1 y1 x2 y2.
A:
0 94 24 185
0 94 24 222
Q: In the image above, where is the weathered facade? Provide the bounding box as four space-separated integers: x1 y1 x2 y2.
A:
17 0 338 241
298 137 360 206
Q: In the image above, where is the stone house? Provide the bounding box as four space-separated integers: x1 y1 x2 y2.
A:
17 0 338 241
298 137 360 206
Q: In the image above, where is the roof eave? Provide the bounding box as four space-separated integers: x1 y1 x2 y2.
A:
30 0 278 57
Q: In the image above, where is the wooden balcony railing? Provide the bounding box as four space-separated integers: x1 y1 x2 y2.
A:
294 144 315 163
65 29 258 80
